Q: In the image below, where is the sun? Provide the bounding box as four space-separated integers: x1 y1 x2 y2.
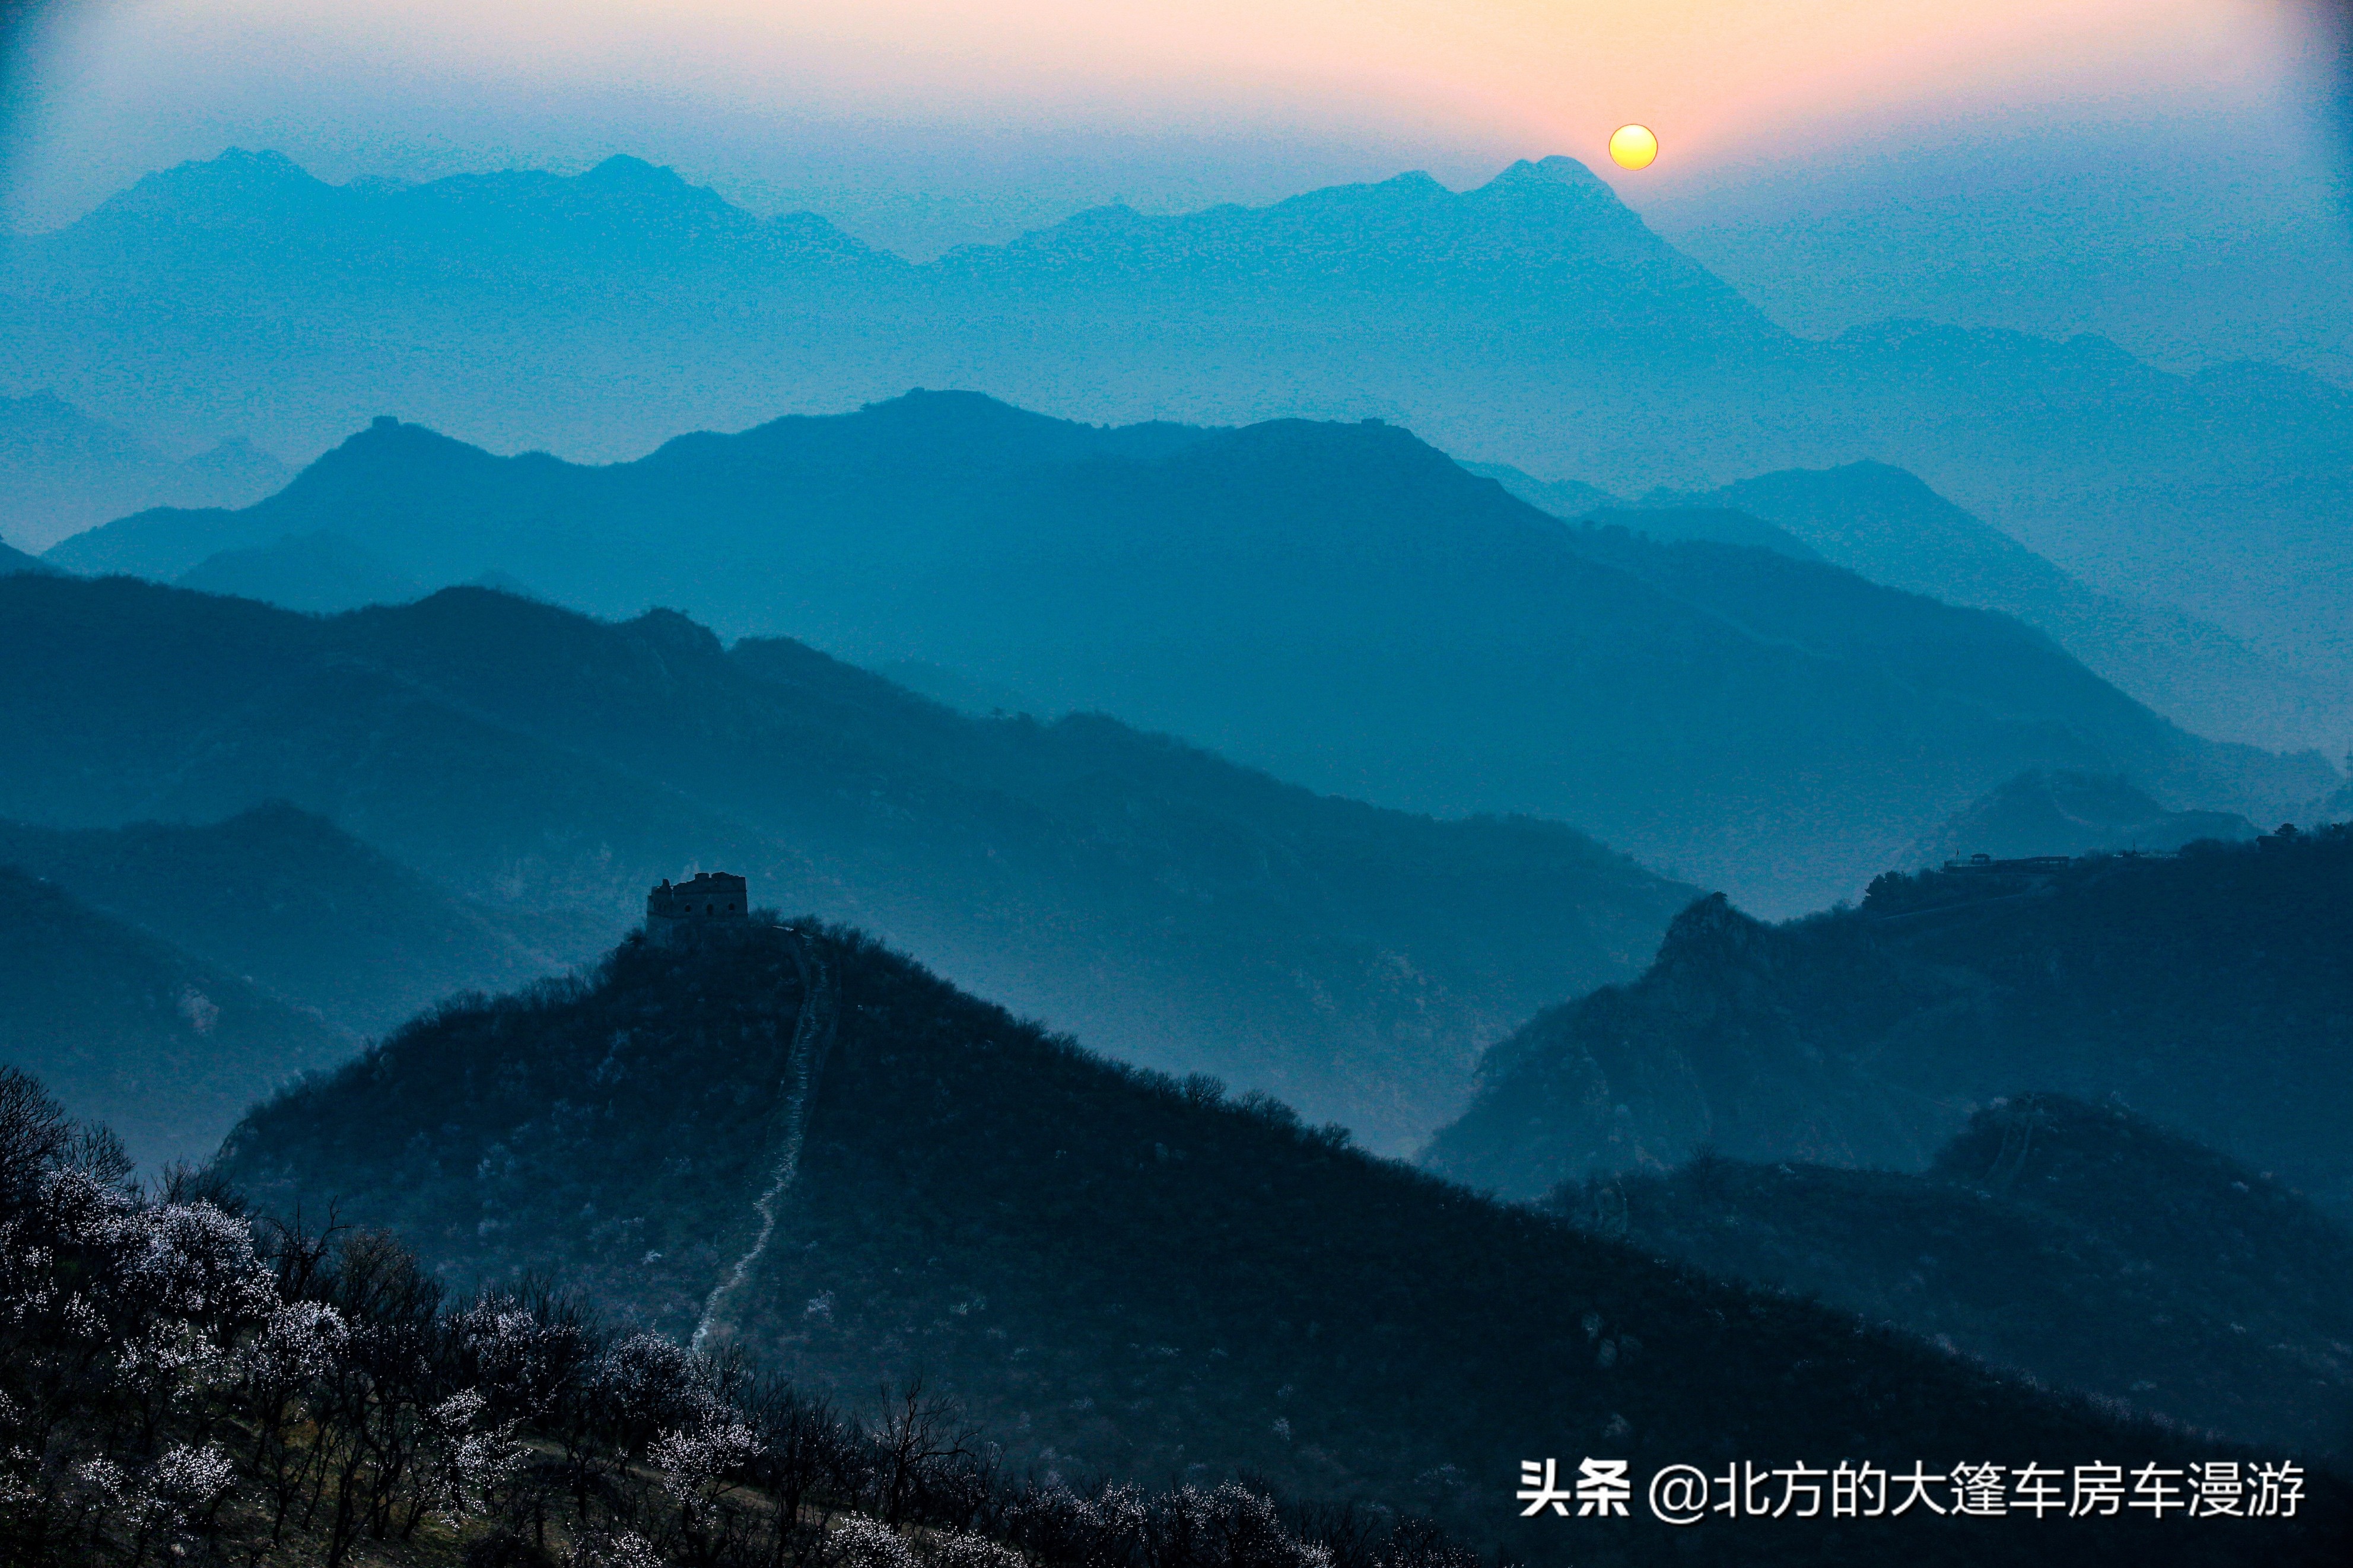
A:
1608 125 1658 171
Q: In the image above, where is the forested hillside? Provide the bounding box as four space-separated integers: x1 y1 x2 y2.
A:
0 572 1689 1150
1552 1096 2353 1456
0 1066 1497 1568
1424 826 2353 1211
214 921 2340 1564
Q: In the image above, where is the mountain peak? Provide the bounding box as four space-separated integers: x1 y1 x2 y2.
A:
1655 890 1770 971
101 148 333 226
625 605 727 663
580 154 688 190
1470 155 1634 219
183 147 311 182
1481 154 1607 192
145 148 320 198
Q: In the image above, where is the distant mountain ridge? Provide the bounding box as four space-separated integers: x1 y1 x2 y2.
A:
0 802 583 1039
0 864 347 1168
12 147 2353 729
176 529 423 612
0 570 1694 1150
41 394 2330 913
1649 462 2346 752
1905 771 2257 866
1554 1095 2353 1457
0 389 288 553
1479 456 2339 751
1423 826 2353 1214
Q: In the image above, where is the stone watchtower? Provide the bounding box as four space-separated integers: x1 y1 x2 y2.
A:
646 871 750 946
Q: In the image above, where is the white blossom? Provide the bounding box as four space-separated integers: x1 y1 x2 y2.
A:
239 1299 351 1389
112 1202 276 1322
422 1386 527 1522
452 1297 585 1416
649 1416 762 1499
38 1167 131 1245
925 1529 1027 1568
565 1529 666 1568
145 1443 235 1513
75 1456 130 1502
590 1331 723 1432
828 1515 918 1568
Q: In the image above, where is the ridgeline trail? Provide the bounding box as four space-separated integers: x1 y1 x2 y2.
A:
692 928 839 1352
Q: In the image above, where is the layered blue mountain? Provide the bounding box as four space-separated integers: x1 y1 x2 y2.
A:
0 571 1690 1151
1649 463 2343 752
47 393 2330 912
0 389 287 553
1474 457 2337 752
0 864 347 1168
1903 770 2257 866
11 148 2353 736
1551 1096 2353 1456
1423 826 2353 1216
176 529 422 612
0 802 581 1039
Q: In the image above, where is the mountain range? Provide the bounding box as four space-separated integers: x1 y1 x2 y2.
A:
0 802 586 1039
0 389 288 554
215 919 2341 1566
1650 463 2347 755
1557 1095 2353 1457
1474 459 2341 754
1423 826 2353 1215
0 570 1695 1152
11 132 2352 1568
40 395 2332 913
0 864 347 1167
1902 771 2256 866
10 148 2353 732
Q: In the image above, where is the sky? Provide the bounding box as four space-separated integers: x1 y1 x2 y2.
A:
2 1 2350 373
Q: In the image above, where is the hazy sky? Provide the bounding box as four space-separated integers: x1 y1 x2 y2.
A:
4 1 2350 374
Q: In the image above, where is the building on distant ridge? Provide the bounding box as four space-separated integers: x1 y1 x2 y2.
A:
646 872 749 946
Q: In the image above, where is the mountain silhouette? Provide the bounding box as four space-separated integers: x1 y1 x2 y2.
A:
1638 461 2345 751
0 389 288 553
0 864 346 1167
44 394 2330 912
12 148 2353 725
0 801 581 1039
177 529 424 612
215 920 2340 1566
1904 771 2256 865
1 536 56 575
1552 1095 2353 1457
0 571 1690 1150
1423 826 2353 1214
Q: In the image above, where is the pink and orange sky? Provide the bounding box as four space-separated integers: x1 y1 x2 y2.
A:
8 0 2339 215
4 1 2349 373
